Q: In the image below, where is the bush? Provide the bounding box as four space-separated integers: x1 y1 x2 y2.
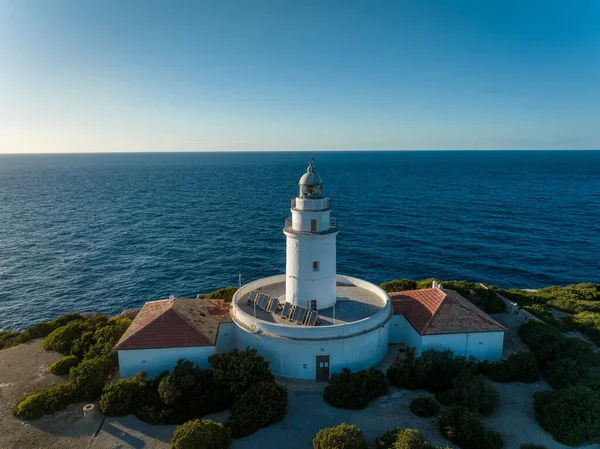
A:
437 373 500 415
438 405 504 449
209 348 273 400
69 356 109 401
171 419 232 449
48 355 80 375
482 353 540 383
43 320 87 354
375 428 433 449
410 396 440 418
506 352 540 383
204 287 238 302
227 381 287 438
520 445 547 449
380 279 417 293
533 386 600 446
485 361 510 383
387 348 477 393
324 367 387 410
313 423 368 449
99 372 146 417
564 311 600 346
12 383 74 420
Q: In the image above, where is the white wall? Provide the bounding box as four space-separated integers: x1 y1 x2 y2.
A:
236 320 390 380
285 232 337 309
215 322 237 353
389 315 410 343
118 346 215 379
420 331 504 361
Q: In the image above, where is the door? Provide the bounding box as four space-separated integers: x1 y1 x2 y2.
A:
311 219 317 231
316 355 330 382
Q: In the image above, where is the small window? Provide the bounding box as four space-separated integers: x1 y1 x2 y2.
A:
313 261 319 271
311 219 317 231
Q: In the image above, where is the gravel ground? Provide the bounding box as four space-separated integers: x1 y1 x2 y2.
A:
0 339 102 449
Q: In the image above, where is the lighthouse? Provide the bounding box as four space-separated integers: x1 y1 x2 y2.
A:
283 158 338 310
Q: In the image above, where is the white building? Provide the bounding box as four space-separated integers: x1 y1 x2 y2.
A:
116 159 506 380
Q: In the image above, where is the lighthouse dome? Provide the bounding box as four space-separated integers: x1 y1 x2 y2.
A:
298 158 323 198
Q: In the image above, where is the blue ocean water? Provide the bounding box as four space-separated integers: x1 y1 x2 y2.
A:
1 151 599 331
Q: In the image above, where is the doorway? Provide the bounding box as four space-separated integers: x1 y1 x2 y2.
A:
315 355 330 382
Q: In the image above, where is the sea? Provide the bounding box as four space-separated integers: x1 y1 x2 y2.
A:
1 151 599 331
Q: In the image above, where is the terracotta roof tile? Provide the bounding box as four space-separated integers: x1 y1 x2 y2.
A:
114 298 232 350
390 288 507 335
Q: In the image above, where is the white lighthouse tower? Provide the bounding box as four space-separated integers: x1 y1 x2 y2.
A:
283 158 338 310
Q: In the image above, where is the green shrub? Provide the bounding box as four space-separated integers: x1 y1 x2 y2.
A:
69 356 109 401
204 287 238 302
227 381 287 438
520 445 547 449
506 352 540 383
313 423 368 449
438 405 504 449
324 367 387 410
387 348 477 393
485 360 510 382
483 353 540 383
380 279 417 293
12 383 74 420
564 311 600 346
533 386 600 446
48 355 80 375
437 373 500 415
209 348 273 400
99 372 146 417
410 396 440 418
171 419 232 449
375 428 433 449
43 320 87 354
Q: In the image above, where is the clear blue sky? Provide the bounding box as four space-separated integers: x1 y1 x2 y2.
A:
1 0 599 153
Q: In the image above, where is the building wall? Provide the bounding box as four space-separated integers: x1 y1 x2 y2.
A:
420 331 504 361
285 231 337 310
236 321 390 380
118 346 215 379
215 322 236 353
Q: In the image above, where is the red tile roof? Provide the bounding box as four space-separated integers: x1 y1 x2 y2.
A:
390 288 507 335
114 298 232 350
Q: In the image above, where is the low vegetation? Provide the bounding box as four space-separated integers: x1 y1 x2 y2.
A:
171 419 232 449
204 286 238 302
502 283 600 342
533 386 600 447
478 352 540 383
48 355 80 375
438 405 504 449
313 423 368 449
375 427 450 449
228 380 287 438
520 445 547 449
0 313 85 351
98 348 285 438
379 278 505 314
517 320 600 390
409 396 440 418
12 313 131 420
436 372 500 415
323 367 387 410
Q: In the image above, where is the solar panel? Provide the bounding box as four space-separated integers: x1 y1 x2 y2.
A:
306 311 319 326
281 302 292 319
266 297 279 313
246 290 258 305
291 305 308 323
257 293 269 310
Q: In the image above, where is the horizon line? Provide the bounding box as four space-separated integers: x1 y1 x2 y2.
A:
1 148 599 155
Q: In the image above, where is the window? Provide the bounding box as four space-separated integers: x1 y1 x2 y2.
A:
313 261 319 271
311 219 317 231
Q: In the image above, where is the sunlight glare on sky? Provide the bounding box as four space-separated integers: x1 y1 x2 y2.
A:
0 0 599 153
